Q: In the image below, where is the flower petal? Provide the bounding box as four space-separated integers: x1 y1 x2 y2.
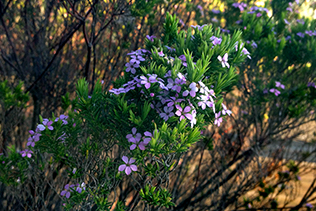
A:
184 106 191 113
185 113 193 120
130 144 136 150
61 190 66 196
129 158 136 164
122 156 129 164
130 165 137 171
139 144 145 150
66 192 71 198
144 131 152 137
118 164 126 172
125 167 131 175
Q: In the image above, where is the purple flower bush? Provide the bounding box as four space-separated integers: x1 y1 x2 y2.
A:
194 0 316 209
0 12 247 210
18 4 316 208
1 1 315 210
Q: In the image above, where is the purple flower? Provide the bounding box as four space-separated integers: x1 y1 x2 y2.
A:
76 182 86 193
217 53 230 68
251 41 258 48
197 95 214 110
270 88 281 96
284 19 289 24
307 82 316 88
214 112 222 127
211 17 218 23
256 13 262 17
179 55 188 67
130 55 145 65
129 134 148 150
164 70 172 78
146 35 156 42
250 6 269 13
148 74 158 83
125 62 139 74
297 32 305 38
57 132 67 142
27 139 35 147
286 7 293 12
235 41 239 51
305 30 314 36
263 88 269 94
232 3 247 12
165 46 175 52
191 24 207 30
160 106 175 121
235 20 242 24
127 49 148 56
165 97 184 107
143 131 153 145
175 105 192 121
175 73 187 85
110 88 127 95
28 130 41 142
158 51 164 57
305 203 313 209
297 19 305 25
20 149 33 158
183 82 198 97
190 109 197 127
118 156 137 175
211 9 220 14
197 5 204 16
61 184 75 198
139 74 158 89
126 128 142 143
179 19 185 26
275 81 285 89
55 114 68 125
37 124 45 131
140 76 151 89
40 119 54 130
221 29 230 33
241 47 251 59
221 103 232 116
211 36 222 46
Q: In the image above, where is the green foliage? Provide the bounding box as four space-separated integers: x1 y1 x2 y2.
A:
140 185 175 208
0 80 29 110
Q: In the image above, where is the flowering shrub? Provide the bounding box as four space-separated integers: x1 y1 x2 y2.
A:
178 0 316 210
0 13 248 210
1 0 316 210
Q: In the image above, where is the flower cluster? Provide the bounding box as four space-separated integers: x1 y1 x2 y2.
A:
111 25 238 176
125 49 149 74
307 82 316 88
269 81 285 96
286 1 300 13
60 182 86 198
21 114 70 158
232 2 247 12
126 128 152 151
118 156 137 175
